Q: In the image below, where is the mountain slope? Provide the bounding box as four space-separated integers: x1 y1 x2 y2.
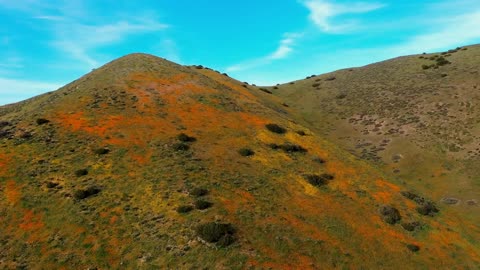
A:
0 53 479 269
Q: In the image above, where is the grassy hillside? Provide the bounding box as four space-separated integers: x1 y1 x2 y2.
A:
0 53 479 269
272 43 480 262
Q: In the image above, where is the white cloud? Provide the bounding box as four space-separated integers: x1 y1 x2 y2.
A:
33 15 65 21
0 77 62 105
52 20 169 68
390 11 480 55
303 0 384 33
226 33 302 72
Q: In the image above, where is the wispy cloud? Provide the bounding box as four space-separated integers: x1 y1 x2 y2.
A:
52 20 169 68
33 15 65 21
390 11 480 55
0 77 62 105
227 33 302 72
302 0 384 33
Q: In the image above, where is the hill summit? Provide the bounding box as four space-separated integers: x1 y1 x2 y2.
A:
0 52 479 269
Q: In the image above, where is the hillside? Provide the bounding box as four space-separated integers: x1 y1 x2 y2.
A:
1 53 479 269
271 43 480 261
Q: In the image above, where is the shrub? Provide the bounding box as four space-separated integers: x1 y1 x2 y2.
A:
190 188 208 197
336 93 347 99
436 57 451 66
422 65 430 70
416 201 439 216
296 130 306 136
177 133 196 142
173 143 190 151
177 205 194 213
379 205 401 224
304 173 334 187
312 156 326 164
259 88 272 94
401 221 421 232
75 169 88 177
400 191 425 204
46 182 59 188
280 144 307 153
74 186 101 200
238 148 255 156
94 148 110 155
195 200 213 210
312 83 320 88
0 121 10 128
36 118 50 125
325 76 336 81
196 222 235 247
268 143 280 150
407 244 420 252
265 123 287 134
282 103 289 107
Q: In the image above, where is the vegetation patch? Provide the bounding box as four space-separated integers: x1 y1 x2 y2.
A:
177 205 194 213
195 200 213 210
196 222 236 247
407 244 420 252
74 186 101 200
36 118 50 125
304 173 334 187
190 188 208 197
401 221 421 232
416 201 439 216
177 133 197 142
312 156 326 164
379 205 401 224
280 143 307 153
75 169 88 177
238 148 255 156
172 142 190 151
400 191 425 204
265 123 287 134
94 148 110 155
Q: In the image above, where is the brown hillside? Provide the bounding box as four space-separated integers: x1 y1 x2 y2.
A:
0 53 479 269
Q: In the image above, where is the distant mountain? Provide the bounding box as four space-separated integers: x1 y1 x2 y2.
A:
0 52 479 269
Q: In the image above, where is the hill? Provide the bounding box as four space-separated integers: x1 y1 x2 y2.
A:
0 53 479 269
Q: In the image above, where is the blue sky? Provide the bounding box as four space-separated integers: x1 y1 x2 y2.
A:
1 0 480 105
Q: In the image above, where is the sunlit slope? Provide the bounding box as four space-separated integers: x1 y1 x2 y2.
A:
0 53 478 269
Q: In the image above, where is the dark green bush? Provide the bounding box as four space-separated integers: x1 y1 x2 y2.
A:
422 65 430 70
416 201 439 216
196 222 235 247
296 130 306 136
401 221 420 232
74 186 101 200
265 124 287 134
379 205 401 224
304 173 334 186
75 169 88 177
400 191 425 204
36 118 50 125
190 188 208 197
173 143 190 151
268 143 280 150
195 200 213 210
94 148 110 155
177 133 197 142
312 156 326 164
280 144 307 153
259 88 272 94
177 205 194 213
407 244 420 252
46 182 59 188
238 148 255 156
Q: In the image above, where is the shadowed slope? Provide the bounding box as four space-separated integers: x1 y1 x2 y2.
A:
0 53 479 269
